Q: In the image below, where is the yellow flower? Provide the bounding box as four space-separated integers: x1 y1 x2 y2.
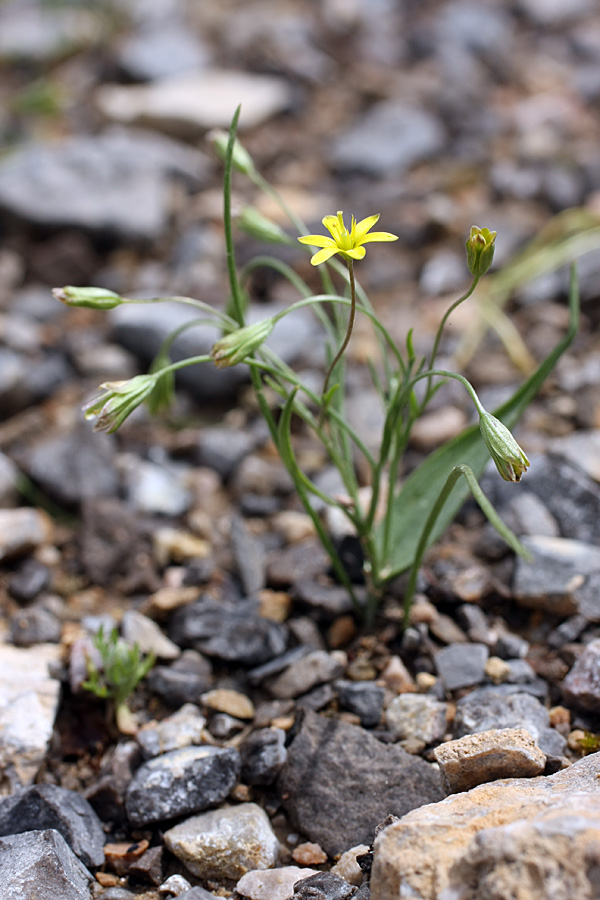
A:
298 211 398 266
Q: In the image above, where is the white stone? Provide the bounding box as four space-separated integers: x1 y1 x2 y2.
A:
236 865 319 900
164 803 280 880
385 693 448 745
97 70 292 134
136 704 206 759
0 642 62 789
121 609 181 660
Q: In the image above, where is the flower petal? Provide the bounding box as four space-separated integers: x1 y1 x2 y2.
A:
323 214 344 241
344 246 366 260
359 231 399 244
311 247 339 266
353 214 380 240
298 235 336 248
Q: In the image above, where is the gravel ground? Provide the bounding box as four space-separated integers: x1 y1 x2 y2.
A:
1 2 600 899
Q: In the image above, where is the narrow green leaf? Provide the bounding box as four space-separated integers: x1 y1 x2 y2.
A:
378 265 579 580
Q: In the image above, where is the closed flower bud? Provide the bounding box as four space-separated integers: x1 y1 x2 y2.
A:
83 375 157 433
466 226 497 277
210 319 274 369
479 411 530 482
53 286 123 310
208 129 256 176
238 206 291 244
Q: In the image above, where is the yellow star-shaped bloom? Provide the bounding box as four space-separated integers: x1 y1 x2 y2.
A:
298 211 398 266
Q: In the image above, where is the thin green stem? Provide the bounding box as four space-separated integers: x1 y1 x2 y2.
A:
322 259 356 401
224 106 245 325
424 276 479 405
153 355 212 376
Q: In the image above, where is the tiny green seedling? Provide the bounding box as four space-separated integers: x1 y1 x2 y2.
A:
83 626 155 735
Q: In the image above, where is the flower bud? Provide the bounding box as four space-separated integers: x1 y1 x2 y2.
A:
479 411 530 482
238 206 291 244
53 286 123 310
83 374 156 433
208 129 256 176
466 226 497 277
210 319 274 369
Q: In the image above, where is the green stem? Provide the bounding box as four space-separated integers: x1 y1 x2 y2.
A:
321 259 356 401
224 106 245 325
153 354 212 376
424 276 479 405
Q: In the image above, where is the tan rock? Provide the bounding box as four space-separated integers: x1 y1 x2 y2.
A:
292 841 327 865
484 656 511 685
201 689 255 720
434 728 546 793
371 751 600 900
331 844 370 886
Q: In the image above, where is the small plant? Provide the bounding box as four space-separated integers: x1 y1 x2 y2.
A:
55 108 580 627
83 627 155 734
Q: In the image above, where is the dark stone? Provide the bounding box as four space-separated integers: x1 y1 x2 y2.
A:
239 493 282 516
147 664 211 707
548 615 588 649
278 711 444 857
84 741 142 825
537 727 568 771
8 558 51 603
240 728 287 785
292 871 357 899
169 598 287 667
79 498 156 589
330 101 445 176
494 631 530 660
484 456 600 545
293 580 354 617
335 680 385 729
434 643 489 691
22 426 118 508
125 745 241 826
0 830 92 900
182 557 216 586
454 688 550 741
0 129 207 240
196 427 257 481
230 516 266 596
0 784 105 868
295 683 337 712
267 539 330 587
247 646 311 686
563 638 600 711
117 21 210 81
127 846 164 886
10 605 61 646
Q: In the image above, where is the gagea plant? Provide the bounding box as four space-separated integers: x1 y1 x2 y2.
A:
55 108 580 626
